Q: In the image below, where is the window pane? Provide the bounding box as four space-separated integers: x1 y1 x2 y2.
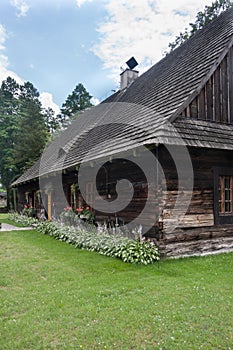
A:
225 202 231 213
225 189 230 200
225 177 230 188
218 175 233 215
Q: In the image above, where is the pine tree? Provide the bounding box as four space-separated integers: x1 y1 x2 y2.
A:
167 0 233 52
61 83 93 123
13 82 49 172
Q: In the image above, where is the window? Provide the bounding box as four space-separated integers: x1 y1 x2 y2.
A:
85 182 94 208
218 175 233 214
214 167 233 225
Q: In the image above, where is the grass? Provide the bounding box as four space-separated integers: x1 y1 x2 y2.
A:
0 213 26 227
0 220 232 349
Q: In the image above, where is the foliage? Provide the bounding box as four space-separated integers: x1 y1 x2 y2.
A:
60 206 95 225
22 205 36 218
0 77 50 191
42 107 66 134
109 239 160 264
13 100 49 172
0 77 94 208
60 83 93 123
0 77 20 190
10 213 159 264
167 0 233 52
60 207 76 226
34 220 61 238
0 225 233 349
75 207 95 224
8 212 37 226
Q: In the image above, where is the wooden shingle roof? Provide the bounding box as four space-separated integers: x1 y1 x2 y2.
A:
12 7 233 186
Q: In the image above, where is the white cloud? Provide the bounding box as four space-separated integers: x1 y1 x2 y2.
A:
39 92 61 115
0 23 58 114
0 24 24 84
76 0 93 8
0 65 24 85
10 0 30 17
0 24 7 51
92 0 215 82
91 97 100 106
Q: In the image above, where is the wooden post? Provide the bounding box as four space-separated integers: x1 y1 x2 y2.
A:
13 188 17 212
47 191 52 221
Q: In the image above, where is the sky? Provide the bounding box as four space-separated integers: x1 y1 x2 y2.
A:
0 0 215 114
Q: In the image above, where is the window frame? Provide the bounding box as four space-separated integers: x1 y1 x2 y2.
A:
85 182 94 208
214 167 233 225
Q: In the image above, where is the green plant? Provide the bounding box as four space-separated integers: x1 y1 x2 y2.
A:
35 221 61 239
8 212 37 226
22 205 36 217
60 207 76 226
76 207 95 224
120 239 160 264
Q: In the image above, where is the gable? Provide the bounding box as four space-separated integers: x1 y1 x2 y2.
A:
179 44 233 124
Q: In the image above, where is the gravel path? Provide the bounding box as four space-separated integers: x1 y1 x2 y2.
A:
0 223 32 231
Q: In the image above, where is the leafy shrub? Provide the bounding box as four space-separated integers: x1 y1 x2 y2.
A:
9 212 37 226
60 207 76 226
35 221 61 239
60 207 95 226
75 208 95 224
9 213 160 264
118 240 159 264
22 205 36 217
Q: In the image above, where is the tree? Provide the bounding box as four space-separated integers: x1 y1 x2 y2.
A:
167 0 233 52
61 83 93 122
0 78 93 206
0 77 49 207
42 107 66 134
13 81 49 172
13 95 49 172
0 77 20 190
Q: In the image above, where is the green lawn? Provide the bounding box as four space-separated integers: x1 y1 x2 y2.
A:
0 227 232 349
0 214 26 227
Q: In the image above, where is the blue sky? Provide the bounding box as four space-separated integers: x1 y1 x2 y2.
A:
0 0 214 114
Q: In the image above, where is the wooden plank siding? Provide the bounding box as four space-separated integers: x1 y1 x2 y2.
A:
157 146 233 233
180 46 233 124
229 45 233 123
14 145 233 257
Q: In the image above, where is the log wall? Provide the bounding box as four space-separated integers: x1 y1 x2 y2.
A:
14 145 233 257
157 145 233 257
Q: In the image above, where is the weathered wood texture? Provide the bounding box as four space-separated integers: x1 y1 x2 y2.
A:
157 146 233 233
159 226 233 258
156 145 233 257
14 145 233 257
181 46 233 124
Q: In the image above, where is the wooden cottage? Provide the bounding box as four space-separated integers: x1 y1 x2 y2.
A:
12 7 233 257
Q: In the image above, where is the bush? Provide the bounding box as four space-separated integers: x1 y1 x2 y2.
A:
22 205 36 217
60 207 95 226
119 240 160 264
9 212 37 226
75 208 95 224
60 207 76 226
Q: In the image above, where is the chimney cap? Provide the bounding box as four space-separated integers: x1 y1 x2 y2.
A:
126 57 138 70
